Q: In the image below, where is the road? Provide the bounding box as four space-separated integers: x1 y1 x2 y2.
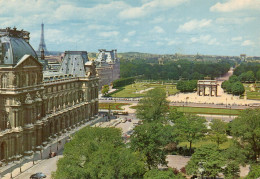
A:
99 99 250 110
5 115 137 179
1 117 105 179
14 155 61 179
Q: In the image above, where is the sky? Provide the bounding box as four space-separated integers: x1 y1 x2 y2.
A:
0 0 260 56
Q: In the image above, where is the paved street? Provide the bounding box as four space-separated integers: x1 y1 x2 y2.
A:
0 117 105 179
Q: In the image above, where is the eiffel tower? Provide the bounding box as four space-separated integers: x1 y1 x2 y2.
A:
38 23 48 53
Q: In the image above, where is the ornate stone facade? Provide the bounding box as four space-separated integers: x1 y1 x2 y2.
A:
95 49 120 88
0 28 99 165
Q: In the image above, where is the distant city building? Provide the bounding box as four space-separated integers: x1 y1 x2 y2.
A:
95 49 120 88
0 28 98 164
240 54 247 61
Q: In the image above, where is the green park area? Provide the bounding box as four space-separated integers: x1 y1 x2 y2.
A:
178 136 232 150
171 106 241 115
110 82 178 98
241 83 260 100
130 105 241 115
99 103 129 110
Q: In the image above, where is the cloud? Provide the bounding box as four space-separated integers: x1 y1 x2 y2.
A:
167 40 177 45
123 38 130 43
231 37 243 41
153 26 165 33
150 17 164 24
119 0 188 19
177 19 212 32
191 35 219 45
216 17 255 24
241 40 254 46
127 31 136 36
98 31 119 37
125 21 140 26
210 0 260 12
156 42 163 46
87 24 114 30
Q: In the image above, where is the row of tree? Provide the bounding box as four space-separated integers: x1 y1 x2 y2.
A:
112 77 135 88
234 62 260 82
222 75 245 95
176 80 197 92
120 59 231 80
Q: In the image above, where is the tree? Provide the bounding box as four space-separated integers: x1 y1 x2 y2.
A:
245 164 260 179
101 85 109 96
231 109 260 162
168 108 184 123
173 114 207 155
239 72 248 82
246 71 256 82
229 75 239 83
186 144 225 178
130 122 171 170
223 162 240 179
136 88 169 122
177 80 197 92
223 144 246 179
256 70 260 81
144 169 185 179
209 119 228 146
231 81 245 95
53 127 146 179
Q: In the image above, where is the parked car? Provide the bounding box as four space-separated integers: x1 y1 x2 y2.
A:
30 172 46 179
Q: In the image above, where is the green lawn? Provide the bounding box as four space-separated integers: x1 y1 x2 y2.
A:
99 103 129 110
178 136 232 150
241 83 260 100
130 105 241 115
171 106 241 115
110 82 179 98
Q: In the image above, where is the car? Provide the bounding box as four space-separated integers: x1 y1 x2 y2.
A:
30 172 46 179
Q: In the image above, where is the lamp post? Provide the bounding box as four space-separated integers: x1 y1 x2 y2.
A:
229 106 231 118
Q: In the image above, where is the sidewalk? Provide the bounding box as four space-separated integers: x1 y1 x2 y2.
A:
0 117 105 179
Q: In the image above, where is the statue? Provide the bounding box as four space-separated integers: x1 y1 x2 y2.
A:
25 93 33 104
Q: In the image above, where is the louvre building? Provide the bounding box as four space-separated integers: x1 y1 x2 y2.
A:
0 28 99 164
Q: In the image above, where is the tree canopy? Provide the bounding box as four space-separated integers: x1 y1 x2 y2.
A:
53 127 146 179
186 144 225 178
120 59 231 80
231 109 260 162
176 80 197 92
130 122 171 170
173 114 207 155
143 169 185 179
101 85 109 96
136 88 169 122
209 119 228 146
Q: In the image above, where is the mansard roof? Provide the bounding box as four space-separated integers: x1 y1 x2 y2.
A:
95 49 118 64
59 51 89 77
